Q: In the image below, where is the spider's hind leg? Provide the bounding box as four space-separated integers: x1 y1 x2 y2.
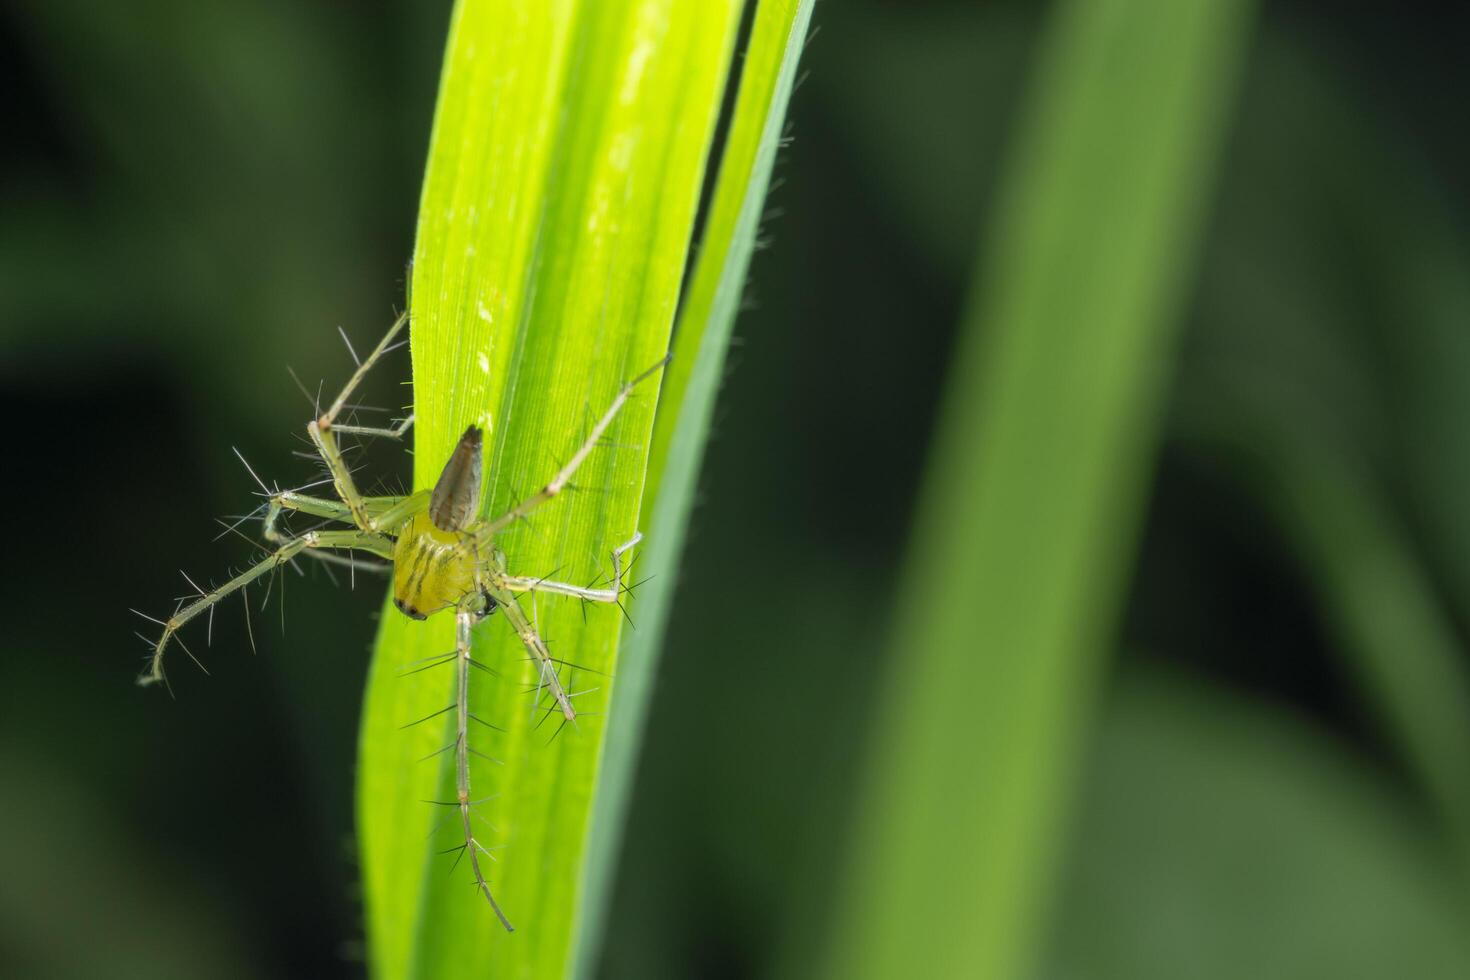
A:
139 529 394 688
450 602 514 931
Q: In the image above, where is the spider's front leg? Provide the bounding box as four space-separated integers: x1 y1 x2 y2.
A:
479 357 667 537
305 310 416 533
139 529 394 689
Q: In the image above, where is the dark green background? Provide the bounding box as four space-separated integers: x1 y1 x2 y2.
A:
3 2 1468 977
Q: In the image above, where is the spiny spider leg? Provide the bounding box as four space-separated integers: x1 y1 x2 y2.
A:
480 582 578 722
496 532 642 603
298 550 391 576
263 492 410 544
306 311 416 533
478 357 668 538
320 311 411 430
329 415 416 440
262 492 413 583
139 529 394 688
452 602 514 931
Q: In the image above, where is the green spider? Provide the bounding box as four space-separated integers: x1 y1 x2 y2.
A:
140 312 664 930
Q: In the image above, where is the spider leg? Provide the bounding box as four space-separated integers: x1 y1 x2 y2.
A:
257 493 408 586
497 532 641 603
318 311 413 432
328 416 416 440
452 602 514 931
479 358 667 537
483 584 578 721
263 492 411 543
305 311 416 532
139 529 394 688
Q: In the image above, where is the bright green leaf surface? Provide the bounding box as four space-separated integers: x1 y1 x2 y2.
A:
819 1 1256 979
356 3 742 977
571 1 815 976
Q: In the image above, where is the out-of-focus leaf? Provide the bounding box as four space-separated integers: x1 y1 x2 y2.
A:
810 3 1037 276
0 755 260 979
1174 33 1470 875
818 1 1256 978
1047 670 1470 980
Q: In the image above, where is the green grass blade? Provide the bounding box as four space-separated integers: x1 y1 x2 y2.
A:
1277 453 1470 875
818 2 1256 979
1050 670 1470 979
356 3 742 977
1181 399 1470 878
1169 49 1470 880
571 1 816 975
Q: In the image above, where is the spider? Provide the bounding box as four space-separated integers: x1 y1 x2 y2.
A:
139 311 665 930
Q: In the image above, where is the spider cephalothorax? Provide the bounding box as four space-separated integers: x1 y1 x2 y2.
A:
391 425 485 620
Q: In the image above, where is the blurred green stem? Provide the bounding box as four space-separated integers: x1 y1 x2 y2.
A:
1282 454 1470 876
1189 403 1470 882
818 1 1256 978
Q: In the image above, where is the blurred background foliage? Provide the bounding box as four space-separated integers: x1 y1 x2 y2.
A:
2 1 1468 978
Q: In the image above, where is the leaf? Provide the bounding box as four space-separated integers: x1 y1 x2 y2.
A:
355 3 744 977
1167 30 1470 875
1047 669 1470 980
1177 384 1470 876
571 1 816 975
815 1 1257 978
